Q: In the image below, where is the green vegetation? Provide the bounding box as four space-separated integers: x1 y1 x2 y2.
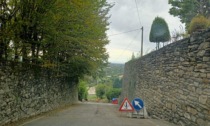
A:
113 78 122 88
188 15 210 34
95 84 107 99
78 81 88 101
169 0 210 29
95 83 121 102
82 63 124 87
88 94 97 101
104 63 124 78
106 88 121 101
149 17 170 49
0 0 112 82
83 63 124 102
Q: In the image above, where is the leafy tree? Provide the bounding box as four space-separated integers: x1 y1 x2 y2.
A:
113 78 122 88
149 17 170 49
78 81 88 101
106 88 121 101
0 0 19 62
0 0 112 83
95 84 107 99
169 0 210 28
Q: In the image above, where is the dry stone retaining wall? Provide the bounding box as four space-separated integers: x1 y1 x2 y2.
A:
121 29 210 126
0 65 78 125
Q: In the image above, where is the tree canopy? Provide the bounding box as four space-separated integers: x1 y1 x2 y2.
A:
95 84 106 99
149 17 170 49
169 0 210 28
0 0 112 80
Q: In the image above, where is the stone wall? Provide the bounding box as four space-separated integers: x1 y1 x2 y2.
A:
0 65 78 125
121 29 210 126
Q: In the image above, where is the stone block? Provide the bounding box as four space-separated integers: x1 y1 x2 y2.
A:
193 82 199 86
198 42 210 50
178 121 185 126
166 102 172 109
193 73 200 77
178 90 184 94
181 104 187 111
203 57 210 61
0 89 4 94
182 62 190 65
197 50 206 56
191 115 196 122
199 95 208 104
196 118 206 126
188 85 196 92
187 106 197 115
196 88 202 94
180 94 187 100
190 35 196 42
203 89 210 95
207 98 210 107
202 79 210 84
172 104 177 111
180 57 185 61
207 112 210 120
184 112 191 120
199 73 207 78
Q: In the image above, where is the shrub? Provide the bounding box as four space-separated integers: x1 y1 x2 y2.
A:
95 84 107 99
78 81 88 101
106 88 121 101
188 15 210 34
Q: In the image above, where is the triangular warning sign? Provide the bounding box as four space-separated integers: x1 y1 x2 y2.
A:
119 98 134 112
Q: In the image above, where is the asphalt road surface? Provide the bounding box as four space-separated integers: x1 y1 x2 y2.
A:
20 102 177 126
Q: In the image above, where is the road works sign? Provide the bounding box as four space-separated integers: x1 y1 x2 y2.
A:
119 98 134 112
132 98 144 111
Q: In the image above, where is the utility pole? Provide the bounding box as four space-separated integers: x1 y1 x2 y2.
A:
141 26 143 57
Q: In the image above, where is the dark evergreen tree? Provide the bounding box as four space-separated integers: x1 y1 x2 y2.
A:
149 17 170 49
113 78 122 88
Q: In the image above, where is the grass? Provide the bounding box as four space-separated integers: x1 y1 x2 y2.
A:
88 94 97 101
87 94 109 103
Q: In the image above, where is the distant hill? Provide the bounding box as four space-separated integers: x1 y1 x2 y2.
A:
105 63 124 77
87 63 124 86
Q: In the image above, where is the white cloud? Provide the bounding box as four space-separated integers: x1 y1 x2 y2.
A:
106 0 185 63
106 47 133 63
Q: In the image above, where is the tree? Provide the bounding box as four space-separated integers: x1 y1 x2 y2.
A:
95 84 107 99
0 0 112 83
169 0 210 28
113 78 122 88
0 0 19 62
149 17 170 49
106 88 121 102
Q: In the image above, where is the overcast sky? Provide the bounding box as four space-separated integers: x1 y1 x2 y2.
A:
106 0 185 64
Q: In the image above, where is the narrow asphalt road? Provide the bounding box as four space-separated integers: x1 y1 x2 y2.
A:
20 102 177 126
